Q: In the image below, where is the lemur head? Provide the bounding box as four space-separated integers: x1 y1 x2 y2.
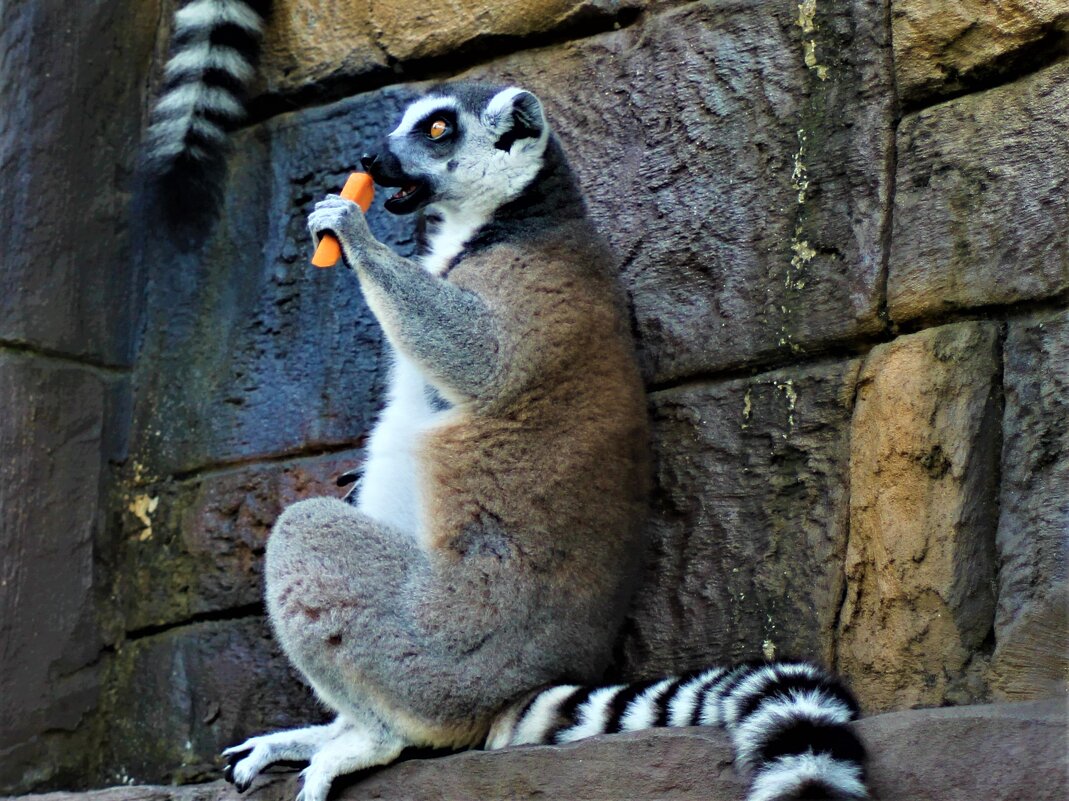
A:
361 83 550 217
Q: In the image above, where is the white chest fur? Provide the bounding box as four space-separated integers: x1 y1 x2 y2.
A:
355 351 437 537
357 208 485 535
420 204 487 275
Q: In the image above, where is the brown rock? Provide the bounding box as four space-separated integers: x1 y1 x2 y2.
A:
114 451 363 632
258 2 384 96
892 0 1069 105
618 358 860 676
100 619 327 787
9 700 1064 801
990 583 1069 702
837 322 1002 712
258 0 643 96
889 61 1069 324
861 699 1068 801
992 309 1069 700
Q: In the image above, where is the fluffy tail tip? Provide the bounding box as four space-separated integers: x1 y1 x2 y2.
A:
748 753 869 801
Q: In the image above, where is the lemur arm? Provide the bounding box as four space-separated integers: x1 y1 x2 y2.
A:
309 195 500 401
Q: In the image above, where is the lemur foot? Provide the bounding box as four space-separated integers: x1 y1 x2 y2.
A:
292 729 405 801
221 721 347 792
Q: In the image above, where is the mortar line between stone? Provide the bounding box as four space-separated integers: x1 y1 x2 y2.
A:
0 339 133 376
875 0 899 335
164 441 366 486
123 602 266 642
649 294 1069 396
900 35 1069 116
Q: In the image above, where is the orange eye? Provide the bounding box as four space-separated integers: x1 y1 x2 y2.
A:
428 119 449 139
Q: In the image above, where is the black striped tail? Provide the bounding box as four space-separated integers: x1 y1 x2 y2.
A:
142 0 271 225
486 661 869 801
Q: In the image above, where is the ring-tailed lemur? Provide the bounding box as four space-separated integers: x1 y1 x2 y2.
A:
217 83 870 801
143 0 271 222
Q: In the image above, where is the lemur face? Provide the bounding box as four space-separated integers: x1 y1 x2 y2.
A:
361 84 550 216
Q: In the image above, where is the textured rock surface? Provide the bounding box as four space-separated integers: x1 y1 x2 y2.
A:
472 0 892 381
100 619 327 787
892 0 1069 104
0 355 127 790
7 701 1065 801
996 309 1069 627
114 451 362 632
127 108 393 477
990 583 1069 702
837 323 1001 711
992 309 1069 699
0 0 157 791
0 1 158 365
258 0 643 96
618 358 860 676
890 61 1069 323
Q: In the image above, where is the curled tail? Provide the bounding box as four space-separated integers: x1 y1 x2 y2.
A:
143 0 271 222
486 661 868 801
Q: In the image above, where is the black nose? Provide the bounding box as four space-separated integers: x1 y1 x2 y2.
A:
360 153 378 172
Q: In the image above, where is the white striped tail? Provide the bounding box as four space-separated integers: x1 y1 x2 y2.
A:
142 0 270 222
486 660 869 801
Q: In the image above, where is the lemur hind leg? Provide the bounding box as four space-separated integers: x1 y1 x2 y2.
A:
261 497 553 753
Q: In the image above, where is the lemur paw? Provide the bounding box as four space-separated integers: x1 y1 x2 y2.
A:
294 766 330 801
221 742 265 793
307 195 373 263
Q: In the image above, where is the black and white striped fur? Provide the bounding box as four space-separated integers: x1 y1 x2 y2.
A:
486 661 868 801
143 0 271 222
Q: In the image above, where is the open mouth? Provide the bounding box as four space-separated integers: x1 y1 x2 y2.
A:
382 180 430 215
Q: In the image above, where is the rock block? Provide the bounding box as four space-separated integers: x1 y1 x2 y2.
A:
127 90 413 477
0 1 159 365
992 308 1069 700
892 0 1069 105
9 700 1064 801
114 451 363 632
837 322 1002 711
471 0 893 381
101 619 327 787
889 61 1069 323
258 0 643 96
0 355 127 792
617 358 860 677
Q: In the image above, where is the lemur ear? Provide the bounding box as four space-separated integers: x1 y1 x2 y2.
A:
485 88 547 152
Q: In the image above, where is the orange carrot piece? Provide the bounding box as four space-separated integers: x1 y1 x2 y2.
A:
311 172 375 268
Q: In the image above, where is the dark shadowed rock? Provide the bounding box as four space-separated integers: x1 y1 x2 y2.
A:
0 1 159 366
100 619 328 787
889 61 1069 323
125 89 418 477
0 356 128 791
114 451 364 632
617 358 861 677
8 701 1064 801
838 323 1001 712
992 309 1068 699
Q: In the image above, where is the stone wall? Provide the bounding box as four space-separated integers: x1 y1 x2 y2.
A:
1 0 1066 794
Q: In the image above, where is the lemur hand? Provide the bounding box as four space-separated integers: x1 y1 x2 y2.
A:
308 195 376 268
